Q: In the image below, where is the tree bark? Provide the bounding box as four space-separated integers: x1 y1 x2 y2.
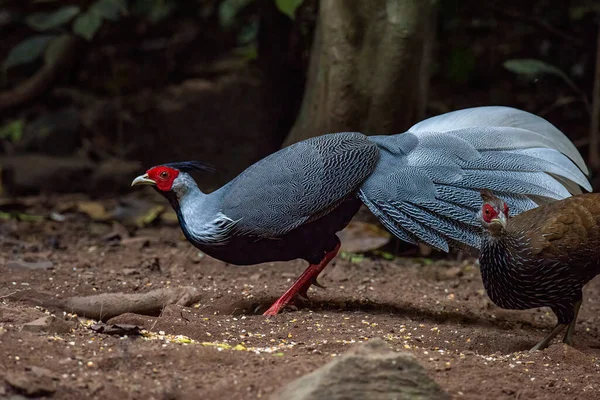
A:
283 0 436 146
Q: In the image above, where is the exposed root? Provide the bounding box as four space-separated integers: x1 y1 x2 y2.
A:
6 286 201 321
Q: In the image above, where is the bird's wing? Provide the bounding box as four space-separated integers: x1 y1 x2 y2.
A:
513 195 600 267
221 132 379 237
359 106 591 252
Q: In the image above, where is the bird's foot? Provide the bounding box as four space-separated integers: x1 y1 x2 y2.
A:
297 278 327 300
562 301 582 347
529 323 567 352
262 273 323 315
263 242 340 316
263 299 288 316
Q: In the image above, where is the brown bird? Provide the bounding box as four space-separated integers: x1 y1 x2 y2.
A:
478 190 600 351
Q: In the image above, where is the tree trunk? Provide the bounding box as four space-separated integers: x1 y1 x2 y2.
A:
283 0 436 146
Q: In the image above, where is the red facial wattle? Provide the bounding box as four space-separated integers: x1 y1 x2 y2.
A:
482 203 499 223
147 166 179 192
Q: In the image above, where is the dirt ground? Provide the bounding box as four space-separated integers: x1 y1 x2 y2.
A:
1 195 600 400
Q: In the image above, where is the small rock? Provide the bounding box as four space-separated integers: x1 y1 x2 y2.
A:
88 381 104 395
442 266 463 280
325 264 350 282
21 316 74 334
4 369 57 397
270 338 449 400
249 273 262 281
142 257 161 273
106 312 151 327
121 268 139 276
6 261 54 271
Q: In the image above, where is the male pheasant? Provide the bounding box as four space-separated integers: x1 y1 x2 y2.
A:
132 106 591 315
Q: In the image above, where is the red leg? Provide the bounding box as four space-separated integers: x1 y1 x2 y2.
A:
263 242 341 316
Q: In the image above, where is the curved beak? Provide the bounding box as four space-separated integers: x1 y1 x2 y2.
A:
131 173 155 187
489 213 507 227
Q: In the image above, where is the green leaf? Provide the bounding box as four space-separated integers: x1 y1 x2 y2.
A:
16 213 45 222
3 35 55 70
372 250 395 260
274 0 303 19
219 0 253 29
503 59 569 82
238 19 258 44
44 34 72 65
133 0 175 23
89 0 127 21
569 0 600 21
0 120 24 142
26 6 80 31
73 11 103 41
234 44 258 61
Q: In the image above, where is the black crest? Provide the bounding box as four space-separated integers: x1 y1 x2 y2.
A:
161 161 216 173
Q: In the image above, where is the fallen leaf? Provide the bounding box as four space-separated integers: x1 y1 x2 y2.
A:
16 212 45 222
77 201 110 221
135 204 165 227
159 210 179 224
338 221 391 253
111 198 166 227
372 250 395 260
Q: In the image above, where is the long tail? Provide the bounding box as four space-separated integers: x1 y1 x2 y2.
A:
359 106 591 252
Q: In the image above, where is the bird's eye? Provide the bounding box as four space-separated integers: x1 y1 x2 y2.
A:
160 171 169 179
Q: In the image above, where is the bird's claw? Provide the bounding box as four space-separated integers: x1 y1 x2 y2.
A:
297 290 310 301
297 279 327 301
312 279 327 289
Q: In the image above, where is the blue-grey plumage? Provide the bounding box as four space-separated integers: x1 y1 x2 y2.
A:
359 106 591 252
221 132 379 238
131 106 591 315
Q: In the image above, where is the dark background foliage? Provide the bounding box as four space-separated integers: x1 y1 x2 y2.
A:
0 0 598 195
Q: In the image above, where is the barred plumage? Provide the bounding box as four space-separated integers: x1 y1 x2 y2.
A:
479 191 600 351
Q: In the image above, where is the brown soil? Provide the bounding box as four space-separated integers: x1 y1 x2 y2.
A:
1 196 600 400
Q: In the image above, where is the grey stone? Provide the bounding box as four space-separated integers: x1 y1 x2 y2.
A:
21 316 74 334
6 260 54 270
3 368 56 397
271 338 449 400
